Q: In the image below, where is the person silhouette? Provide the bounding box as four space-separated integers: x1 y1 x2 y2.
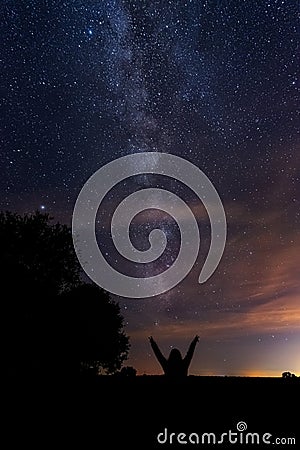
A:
149 335 199 378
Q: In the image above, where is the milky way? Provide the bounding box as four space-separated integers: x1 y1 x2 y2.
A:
1 0 299 375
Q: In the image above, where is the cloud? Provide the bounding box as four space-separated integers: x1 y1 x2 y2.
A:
128 292 300 342
123 203 300 340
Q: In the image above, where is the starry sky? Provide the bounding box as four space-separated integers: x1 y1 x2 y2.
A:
1 0 299 376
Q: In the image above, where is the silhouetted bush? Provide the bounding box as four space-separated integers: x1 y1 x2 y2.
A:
282 371 297 378
116 366 137 377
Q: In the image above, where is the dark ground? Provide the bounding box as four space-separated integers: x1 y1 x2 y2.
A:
77 376 299 449
3 375 299 448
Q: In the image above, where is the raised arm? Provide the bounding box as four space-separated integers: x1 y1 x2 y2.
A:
149 336 167 371
183 335 199 368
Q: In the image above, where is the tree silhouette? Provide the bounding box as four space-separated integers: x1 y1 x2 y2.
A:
0 211 82 375
1 211 129 376
62 284 130 374
0 211 81 296
282 371 297 378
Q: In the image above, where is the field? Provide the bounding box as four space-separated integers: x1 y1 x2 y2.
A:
78 376 299 448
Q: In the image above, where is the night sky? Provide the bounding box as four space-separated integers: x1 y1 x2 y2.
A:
1 0 299 376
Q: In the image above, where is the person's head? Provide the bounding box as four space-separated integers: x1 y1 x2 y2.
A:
168 348 182 363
